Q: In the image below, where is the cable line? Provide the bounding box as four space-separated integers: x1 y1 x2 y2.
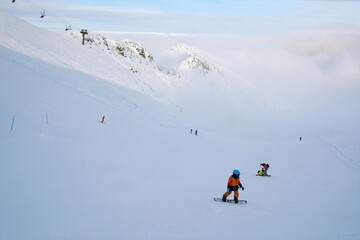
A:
11 0 83 32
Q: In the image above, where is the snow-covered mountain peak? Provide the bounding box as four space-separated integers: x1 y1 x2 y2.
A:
170 43 193 53
165 43 221 75
121 39 154 62
180 52 220 74
65 30 219 77
67 32 155 64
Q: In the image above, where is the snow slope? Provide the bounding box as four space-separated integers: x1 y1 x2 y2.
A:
1 11 360 240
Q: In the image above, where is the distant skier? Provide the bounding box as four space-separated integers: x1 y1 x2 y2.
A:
190 129 193 134
195 130 198 136
257 163 270 176
300 137 302 141
222 169 244 204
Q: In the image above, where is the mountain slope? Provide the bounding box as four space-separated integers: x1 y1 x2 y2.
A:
1 11 360 240
0 11 175 103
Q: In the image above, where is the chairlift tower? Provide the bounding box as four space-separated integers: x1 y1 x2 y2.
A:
80 29 88 45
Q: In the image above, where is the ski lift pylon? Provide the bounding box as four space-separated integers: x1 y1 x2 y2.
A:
80 29 88 45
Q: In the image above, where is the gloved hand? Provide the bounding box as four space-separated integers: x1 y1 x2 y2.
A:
227 185 231 192
241 186 244 191
239 184 244 191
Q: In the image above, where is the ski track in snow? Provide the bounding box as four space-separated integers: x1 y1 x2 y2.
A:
317 136 360 168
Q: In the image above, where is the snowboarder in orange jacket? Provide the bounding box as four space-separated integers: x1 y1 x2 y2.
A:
222 169 244 203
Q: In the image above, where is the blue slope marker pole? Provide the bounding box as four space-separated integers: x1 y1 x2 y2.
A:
11 115 15 131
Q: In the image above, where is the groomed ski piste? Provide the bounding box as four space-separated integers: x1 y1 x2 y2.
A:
1 11 360 240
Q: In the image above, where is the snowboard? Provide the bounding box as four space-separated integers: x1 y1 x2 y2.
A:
256 174 271 177
213 197 247 204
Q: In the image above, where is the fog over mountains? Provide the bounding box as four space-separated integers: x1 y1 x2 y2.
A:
1 10 360 240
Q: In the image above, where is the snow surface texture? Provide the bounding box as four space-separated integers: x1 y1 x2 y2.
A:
1 11 360 240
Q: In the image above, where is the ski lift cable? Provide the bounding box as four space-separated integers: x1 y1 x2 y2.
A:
21 0 44 12
16 0 83 31
22 0 76 29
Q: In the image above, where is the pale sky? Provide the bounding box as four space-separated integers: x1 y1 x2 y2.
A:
1 0 360 34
